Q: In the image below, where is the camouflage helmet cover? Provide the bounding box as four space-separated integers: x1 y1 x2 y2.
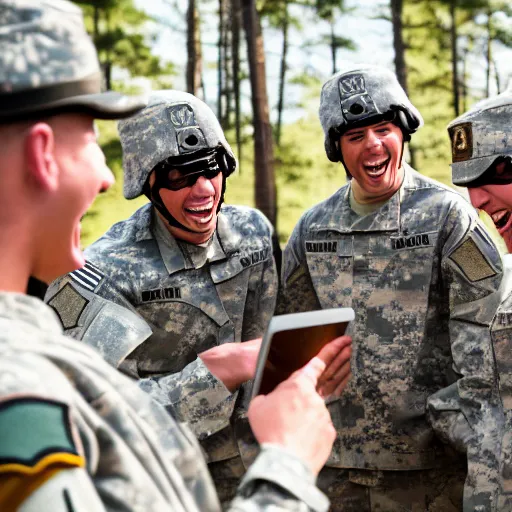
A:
319 65 424 162
119 90 237 199
448 85 512 186
0 0 146 121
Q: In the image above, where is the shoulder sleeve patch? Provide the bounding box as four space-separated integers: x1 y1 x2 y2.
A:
449 236 497 282
69 261 103 292
0 398 84 475
47 283 89 330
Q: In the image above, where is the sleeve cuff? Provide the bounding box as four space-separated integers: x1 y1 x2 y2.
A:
239 444 330 512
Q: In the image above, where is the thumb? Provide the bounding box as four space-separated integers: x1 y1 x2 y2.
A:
296 355 326 387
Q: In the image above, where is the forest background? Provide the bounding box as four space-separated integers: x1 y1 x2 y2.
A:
75 0 512 251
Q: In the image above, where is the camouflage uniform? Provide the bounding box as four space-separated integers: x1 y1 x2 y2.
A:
448 87 512 510
46 201 277 499
0 291 329 511
278 164 504 511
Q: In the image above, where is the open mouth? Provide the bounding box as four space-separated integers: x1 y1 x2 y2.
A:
492 209 512 233
184 200 214 224
363 158 390 178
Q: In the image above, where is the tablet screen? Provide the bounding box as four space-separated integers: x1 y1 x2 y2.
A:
253 308 353 397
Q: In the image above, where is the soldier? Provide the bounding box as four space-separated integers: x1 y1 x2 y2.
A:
45 89 280 499
277 65 504 511
448 86 512 509
448 85 512 254
0 0 353 510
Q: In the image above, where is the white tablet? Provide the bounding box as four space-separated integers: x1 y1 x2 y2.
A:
251 307 354 399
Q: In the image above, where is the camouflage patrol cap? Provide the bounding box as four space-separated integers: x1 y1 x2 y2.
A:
119 90 237 200
0 0 146 122
319 65 423 162
448 85 512 186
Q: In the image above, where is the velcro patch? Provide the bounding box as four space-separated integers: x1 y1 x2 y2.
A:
448 122 473 163
0 398 83 475
449 237 497 282
497 312 512 326
48 283 89 330
141 287 181 303
240 247 269 268
306 241 338 253
391 233 432 251
69 261 103 292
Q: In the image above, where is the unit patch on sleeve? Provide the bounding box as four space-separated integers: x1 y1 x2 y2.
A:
0 397 83 475
449 237 497 282
69 261 103 292
47 283 89 330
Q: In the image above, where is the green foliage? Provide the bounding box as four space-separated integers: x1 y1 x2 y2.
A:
73 0 174 86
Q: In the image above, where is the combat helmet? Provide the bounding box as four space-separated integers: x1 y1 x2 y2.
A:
448 84 512 186
319 65 423 162
119 90 236 200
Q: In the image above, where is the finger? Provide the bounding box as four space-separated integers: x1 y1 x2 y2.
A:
294 355 327 387
314 336 352 369
333 371 352 397
317 363 351 397
318 345 352 384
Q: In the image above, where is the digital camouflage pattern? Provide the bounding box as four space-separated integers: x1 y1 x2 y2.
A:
0 292 329 511
319 66 423 162
278 165 504 510
448 86 512 186
490 254 512 510
46 203 278 497
0 0 98 92
118 90 236 199
0 0 144 120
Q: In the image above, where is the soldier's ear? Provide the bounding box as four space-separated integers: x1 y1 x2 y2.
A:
25 122 58 193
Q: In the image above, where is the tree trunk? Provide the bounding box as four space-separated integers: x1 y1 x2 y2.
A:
276 1 289 147
223 1 233 127
231 0 242 172
186 0 202 95
493 58 501 94
218 0 225 123
390 0 407 93
485 10 492 98
449 0 460 117
241 0 278 230
330 14 336 75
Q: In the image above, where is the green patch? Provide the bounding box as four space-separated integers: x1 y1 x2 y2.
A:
0 398 78 468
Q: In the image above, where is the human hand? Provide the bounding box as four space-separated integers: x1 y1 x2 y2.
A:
247 336 351 475
199 338 261 392
316 335 352 399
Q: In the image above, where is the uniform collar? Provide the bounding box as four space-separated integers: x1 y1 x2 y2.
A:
0 292 62 334
151 208 229 275
312 164 414 234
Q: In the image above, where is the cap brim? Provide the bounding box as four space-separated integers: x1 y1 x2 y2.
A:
1 91 147 122
451 152 512 186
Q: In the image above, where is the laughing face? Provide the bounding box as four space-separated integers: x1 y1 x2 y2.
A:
35 114 114 282
151 168 223 244
468 162 512 253
340 121 404 203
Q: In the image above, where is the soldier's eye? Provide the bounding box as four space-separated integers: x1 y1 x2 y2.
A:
168 169 182 181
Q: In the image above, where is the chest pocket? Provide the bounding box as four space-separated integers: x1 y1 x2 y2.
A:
132 270 234 376
305 237 354 309
306 232 438 342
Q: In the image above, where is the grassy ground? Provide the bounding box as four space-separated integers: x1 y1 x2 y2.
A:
83 116 458 248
